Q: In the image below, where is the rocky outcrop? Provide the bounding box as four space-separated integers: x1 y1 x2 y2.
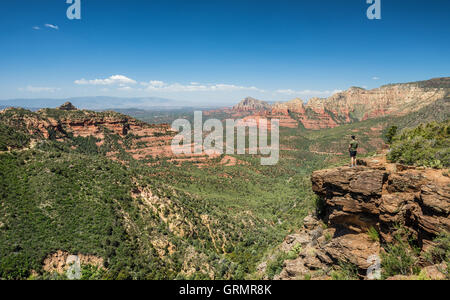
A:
311 157 450 243
231 77 450 130
58 102 78 111
0 105 229 167
306 80 448 122
274 155 449 280
42 250 104 276
232 97 271 111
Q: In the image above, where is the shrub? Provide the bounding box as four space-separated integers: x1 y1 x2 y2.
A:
324 232 333 242
384 125 398 144
387 120 449 168
286 243 302 260
381 228 420 279
424 232 450 279
330 261 359 280
266 252 288 279
367 226 380 242
314 195 326 217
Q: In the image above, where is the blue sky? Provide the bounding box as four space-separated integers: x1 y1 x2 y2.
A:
0 0 449 106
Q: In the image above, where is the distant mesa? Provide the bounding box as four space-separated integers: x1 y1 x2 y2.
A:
232 97 271 111
58 102 78 111
229 77 450 130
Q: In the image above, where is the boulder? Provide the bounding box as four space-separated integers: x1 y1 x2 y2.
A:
322 233 380 270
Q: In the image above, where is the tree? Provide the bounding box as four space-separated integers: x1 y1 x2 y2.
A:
384 125 398 144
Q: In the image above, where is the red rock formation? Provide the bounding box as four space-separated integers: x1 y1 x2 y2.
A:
272 154 449 280
311 157 450 242
227 77 450 130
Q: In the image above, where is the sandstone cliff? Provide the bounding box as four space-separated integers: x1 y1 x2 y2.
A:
0 105 228 167
272 155 449 280
231 77 450 130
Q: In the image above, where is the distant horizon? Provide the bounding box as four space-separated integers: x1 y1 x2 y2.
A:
2 74 448 108
1 0 449 106
1 75 448 110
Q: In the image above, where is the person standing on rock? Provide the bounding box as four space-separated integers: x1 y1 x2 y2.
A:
349 135 358 167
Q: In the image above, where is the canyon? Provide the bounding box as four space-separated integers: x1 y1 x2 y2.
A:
270 154 449 280
230 77 450 130
0 77 448 280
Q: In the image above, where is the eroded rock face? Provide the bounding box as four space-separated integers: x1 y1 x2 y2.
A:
311 158 450 243
230 78 450 130
274 155 449 280
42 250 104 275
322 233 380 270
274 215 380 280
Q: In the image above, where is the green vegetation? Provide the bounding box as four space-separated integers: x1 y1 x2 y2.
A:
330 261 359 280
116 108 197 125
384 125 398 144
0 123 30 151
367 226 380 242
0 107 330 280
266 252 289 279
379 228 449 280
381 228 420 279
391 98 449 129
287 243 302 260
388 120 449 168
1 102 448 280
0 147 170 280
424 232 450 279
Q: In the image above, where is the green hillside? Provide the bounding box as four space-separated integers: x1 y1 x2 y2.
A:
387 120 450 168
0 108 329 280
0 101 448 280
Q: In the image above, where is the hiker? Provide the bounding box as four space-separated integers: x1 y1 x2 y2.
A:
349 135 358 167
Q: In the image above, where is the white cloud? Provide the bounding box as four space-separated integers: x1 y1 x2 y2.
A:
32 26 41 30
140 80 262 93
141 80 165 88
45 24 59 30
372 76 380 80
275 89 342 97
19 86 60 93
75 75 137 86
117 86 132 91
72 75 341 100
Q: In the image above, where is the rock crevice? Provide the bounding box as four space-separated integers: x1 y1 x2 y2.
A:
275 156 449 280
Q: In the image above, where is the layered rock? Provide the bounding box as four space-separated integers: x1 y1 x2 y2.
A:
274 155 449 280
1 106 228 167
311 158 450 243
307 80 448 122
231 77 450 130
1 108 140 139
